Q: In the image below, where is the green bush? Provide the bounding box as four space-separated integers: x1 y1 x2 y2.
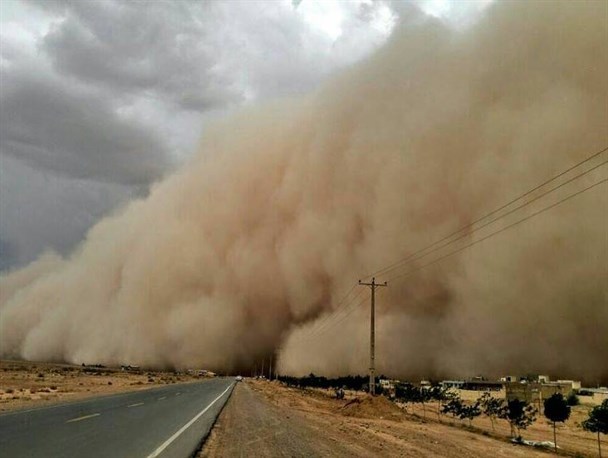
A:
567 393 580 406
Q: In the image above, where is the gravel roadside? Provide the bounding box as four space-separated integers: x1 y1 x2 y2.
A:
200 380 551 457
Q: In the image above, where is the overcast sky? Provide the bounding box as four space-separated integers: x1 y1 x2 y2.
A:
0 0 488 271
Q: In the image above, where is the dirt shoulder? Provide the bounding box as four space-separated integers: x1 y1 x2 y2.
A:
201 380 554 458
0 359 203 413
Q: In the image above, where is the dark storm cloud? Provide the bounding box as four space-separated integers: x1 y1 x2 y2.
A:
28 0 397 108
0 155 134 270
0 238 18 271
0 69 171 185
37 0 243 111
5 0 398 182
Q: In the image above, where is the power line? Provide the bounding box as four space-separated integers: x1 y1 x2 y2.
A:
303 282 389 341
364 147 608 278
302 166 602 342
385 178 607 283
309 293 369 337
296 284 360 338
372 159 607 280
362 146 607 281
285 147 606 352
298 288 366 340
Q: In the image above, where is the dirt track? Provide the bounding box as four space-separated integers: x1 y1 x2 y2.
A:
201 380 554 457
201 381 364 457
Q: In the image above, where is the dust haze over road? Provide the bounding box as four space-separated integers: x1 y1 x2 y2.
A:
0 1 606 381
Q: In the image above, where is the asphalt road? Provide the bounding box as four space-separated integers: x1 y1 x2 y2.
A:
0 378 235 458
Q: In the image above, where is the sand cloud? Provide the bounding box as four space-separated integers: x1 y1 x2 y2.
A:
1 1 606 381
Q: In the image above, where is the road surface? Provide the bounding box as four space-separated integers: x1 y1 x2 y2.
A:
0 378 234 458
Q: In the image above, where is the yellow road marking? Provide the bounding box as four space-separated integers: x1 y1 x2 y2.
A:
66 413 100 423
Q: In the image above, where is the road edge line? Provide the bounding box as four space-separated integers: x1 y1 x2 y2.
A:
192 381 237 456
145 382 234 458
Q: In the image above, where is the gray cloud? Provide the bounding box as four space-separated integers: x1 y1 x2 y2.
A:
0 238 18 271
29 0 397 108
37 0 242 111
0 0 398 269
0 68 171 185
0 155 134 270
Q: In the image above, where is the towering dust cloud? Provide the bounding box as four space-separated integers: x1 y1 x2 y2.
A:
1 1 607 380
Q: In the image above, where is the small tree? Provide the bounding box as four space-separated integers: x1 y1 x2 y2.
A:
419 387 433 419
582 399 608 458
566 393 580 406
479 392 506 431
441 393 464 425
395 383 420 413
429 385 449 422
395 385 433 419
504 399 537 439
544 393 571 453
459 400 482 427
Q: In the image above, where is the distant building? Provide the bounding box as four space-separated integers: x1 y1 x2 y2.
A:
462 380 503 391
579 387 608 404
506 381 573 403
440 379 503 391
379 379 398 396
378 378 399 390
441 380 465 389
379 379 394 388
121 365 140 371
557 380 581 390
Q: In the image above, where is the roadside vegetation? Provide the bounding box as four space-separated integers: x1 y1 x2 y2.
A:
278 374 371 391
275 375 607 456
543 393 571 452
582 400 608 457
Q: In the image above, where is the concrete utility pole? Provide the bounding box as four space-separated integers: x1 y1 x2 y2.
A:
359 277 387 395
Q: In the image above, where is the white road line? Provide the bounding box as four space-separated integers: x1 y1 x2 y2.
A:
0 388 152 417
66 413 100 423
158 396 166 400
128 402 144 408
175 392 181 396
146 383 234 458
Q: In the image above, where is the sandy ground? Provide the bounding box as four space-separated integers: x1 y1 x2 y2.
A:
201 380 585 458
0 360 203 413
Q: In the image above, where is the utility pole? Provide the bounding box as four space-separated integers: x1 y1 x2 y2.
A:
359 277 387 395
269 355 273 381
